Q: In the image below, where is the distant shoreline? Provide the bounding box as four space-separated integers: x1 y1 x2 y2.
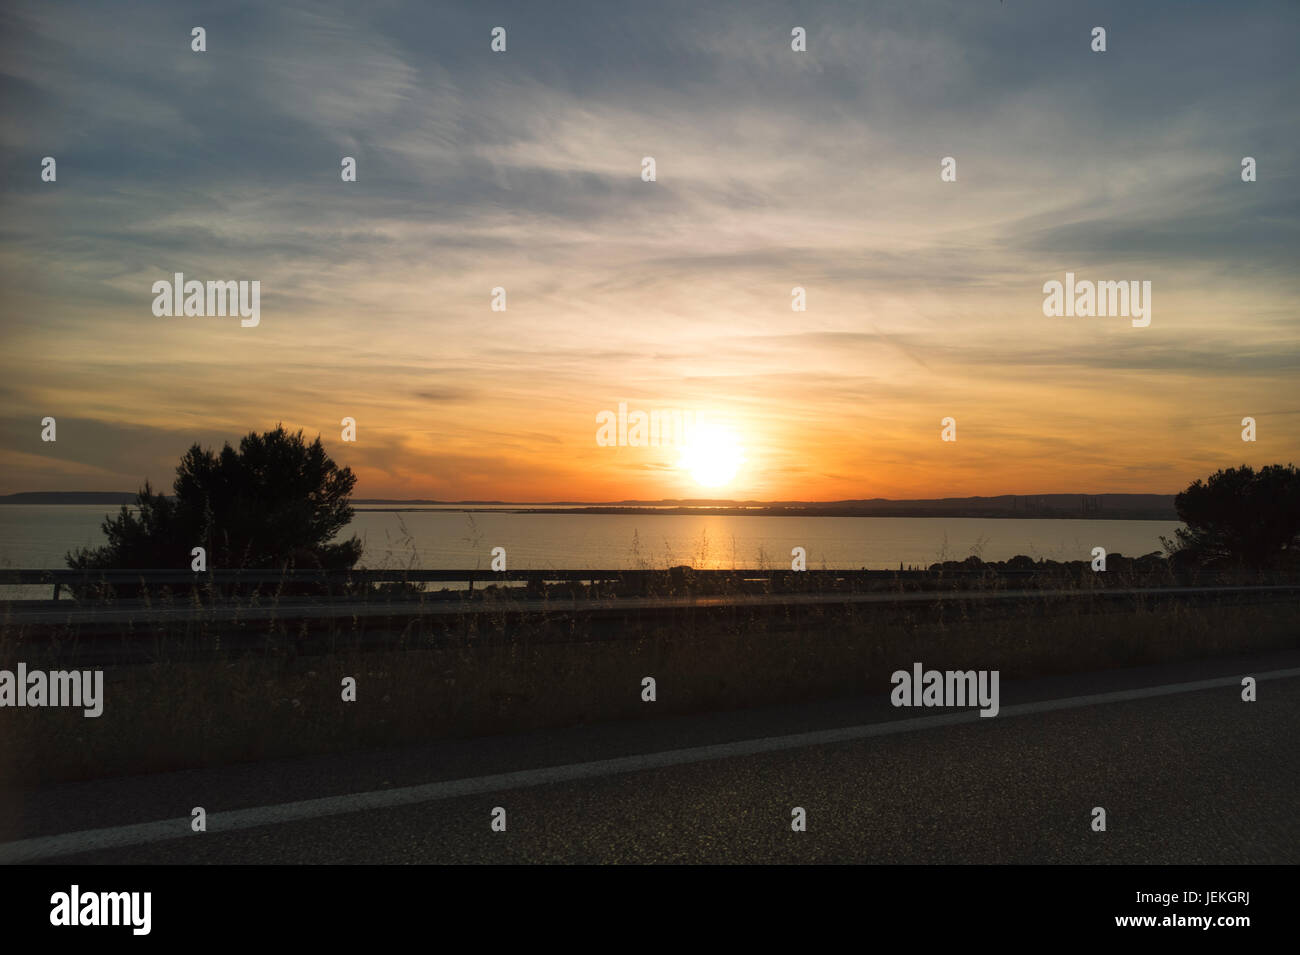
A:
0 491 1178 520
357 507 1177 520
510 507 1178 520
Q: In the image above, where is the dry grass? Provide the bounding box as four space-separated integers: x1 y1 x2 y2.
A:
0 586 1294 787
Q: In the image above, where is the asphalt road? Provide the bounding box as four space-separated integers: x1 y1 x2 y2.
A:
3 650 1298 864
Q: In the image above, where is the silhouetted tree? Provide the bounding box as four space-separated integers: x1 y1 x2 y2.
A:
67 426 362 590
1164 464 1300 569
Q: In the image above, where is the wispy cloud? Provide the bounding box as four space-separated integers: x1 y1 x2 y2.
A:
1 0 1296 498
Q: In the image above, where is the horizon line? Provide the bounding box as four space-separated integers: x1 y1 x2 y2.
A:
0 491 1181 506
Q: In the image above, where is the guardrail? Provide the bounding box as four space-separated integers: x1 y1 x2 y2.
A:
1 565 1294 601
2 567 861 584
2 566 1011 599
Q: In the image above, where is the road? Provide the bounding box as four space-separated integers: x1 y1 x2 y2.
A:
2 650 1297 864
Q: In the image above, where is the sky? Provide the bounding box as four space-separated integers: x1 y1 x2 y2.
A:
1 0 1297 502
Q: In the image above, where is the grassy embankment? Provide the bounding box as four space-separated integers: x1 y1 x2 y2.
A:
1 537 1296 786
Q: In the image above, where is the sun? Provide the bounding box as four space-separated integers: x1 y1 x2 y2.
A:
677 424 745 489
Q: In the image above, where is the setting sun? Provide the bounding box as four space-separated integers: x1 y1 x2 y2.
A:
678 424 745 489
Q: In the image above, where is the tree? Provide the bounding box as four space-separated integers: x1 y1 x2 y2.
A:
67 426 362 591
1164 464 1300 569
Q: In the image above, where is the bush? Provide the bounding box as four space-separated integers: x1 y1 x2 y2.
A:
1164 464 1300 570
66 425 362 597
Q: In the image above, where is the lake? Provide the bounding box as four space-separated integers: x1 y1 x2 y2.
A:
0 504 1181 572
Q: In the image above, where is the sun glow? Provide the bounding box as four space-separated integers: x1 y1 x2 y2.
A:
677 424 745 489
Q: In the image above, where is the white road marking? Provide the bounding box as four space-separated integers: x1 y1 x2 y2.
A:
3 666 1297 862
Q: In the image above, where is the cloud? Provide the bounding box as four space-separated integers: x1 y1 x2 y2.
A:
0 0 1296 498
